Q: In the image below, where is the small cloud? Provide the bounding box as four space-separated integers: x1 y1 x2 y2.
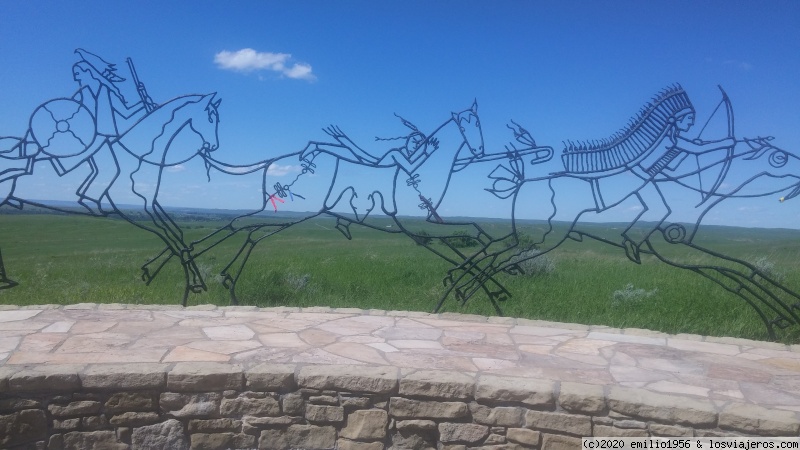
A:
267 163 301 176
705 57 753 71
214 48 316 81
723 59 753 71
166 164 185 173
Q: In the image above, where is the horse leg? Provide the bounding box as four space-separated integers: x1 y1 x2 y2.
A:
0 249 19 290
644 232 800 340
0 178 22 209
126 163 204 303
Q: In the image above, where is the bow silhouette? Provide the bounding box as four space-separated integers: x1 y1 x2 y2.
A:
696 85 734 205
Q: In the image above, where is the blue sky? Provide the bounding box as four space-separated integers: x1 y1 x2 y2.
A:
2 1 800 228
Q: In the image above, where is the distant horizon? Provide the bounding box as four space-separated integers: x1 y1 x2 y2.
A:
7 198 800 232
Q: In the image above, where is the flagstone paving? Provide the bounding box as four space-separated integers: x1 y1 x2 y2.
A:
1 303 799 414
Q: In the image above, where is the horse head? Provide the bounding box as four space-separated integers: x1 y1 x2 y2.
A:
193 93 221 154
741 138 800 202
452 100 484 158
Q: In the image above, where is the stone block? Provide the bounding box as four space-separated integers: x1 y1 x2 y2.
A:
340 409 389 440
188 418 242 433
220 396 280 416
297 365 398 394
131 418 189 450
160 392 221 418
190 432 234 450
282 392 304 415
648 423 693 437
0 366 19 393
525 410 592 436
613 419 647 429
167 362 244 392
607 386 716 427
48 434 63 450
105 392 157 413
470 404 524 427
399 370 475 400
0 409 47 447
9 366 81 393
82 415 108 431
396 419 437 432
438 422 489 443
245 363 296 391
309 395 339 405
593 424 649 437
475 375 554 407
541 433 582 450
81 363 168 390
338 439 385 450
485 433 507 444
63 431 128 450
0 398 40 413
507 428 540 446
48 400 102 417
259 424 336 449
389 397 469 419
558 382 606 414
53 418 81 431
719 403 800 436
109 411 160 427
244 415 303 428
341 395 371 409
305 404 345 423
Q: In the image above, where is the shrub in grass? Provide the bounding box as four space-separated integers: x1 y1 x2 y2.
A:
508 249 556 277
611 283 658 307
285 273 310 291
444 231 478 249
752 256 785 283
508 231 538 251
413 230 433 246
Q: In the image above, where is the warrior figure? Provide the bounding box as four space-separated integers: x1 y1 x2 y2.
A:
46 49 147 213
560 85 734 262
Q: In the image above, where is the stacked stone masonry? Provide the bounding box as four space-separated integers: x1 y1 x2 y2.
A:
1 363 798 450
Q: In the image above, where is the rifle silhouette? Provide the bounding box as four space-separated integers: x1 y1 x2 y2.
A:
126 57 157 113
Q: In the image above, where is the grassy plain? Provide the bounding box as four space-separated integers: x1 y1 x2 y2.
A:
1 211 799 343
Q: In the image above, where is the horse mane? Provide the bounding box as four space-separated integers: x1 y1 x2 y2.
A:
116 94 211 160
561 85 685 174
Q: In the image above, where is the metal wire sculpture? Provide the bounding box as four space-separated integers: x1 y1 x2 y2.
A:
1 51 799 339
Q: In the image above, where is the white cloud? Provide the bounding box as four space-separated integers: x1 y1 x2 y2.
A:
267 163 301 176
214 48 316 81
166 164 185 173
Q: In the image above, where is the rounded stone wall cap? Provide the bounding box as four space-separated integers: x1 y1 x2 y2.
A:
607 385 717 427
167 362 244 392
475 375 555 407
297 365 398 394
399 370 475 400
245 363 296 391
81 363 169 390
9 364 85 392
719 402 800 436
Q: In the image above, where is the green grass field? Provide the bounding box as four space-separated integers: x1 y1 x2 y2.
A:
2 212 799 343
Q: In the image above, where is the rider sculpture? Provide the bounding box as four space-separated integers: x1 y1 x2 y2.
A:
2 49 149 214
60 49 148 213
301 114 445 174
559 85 734 263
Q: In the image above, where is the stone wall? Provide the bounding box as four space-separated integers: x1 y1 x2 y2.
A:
1 362 796 449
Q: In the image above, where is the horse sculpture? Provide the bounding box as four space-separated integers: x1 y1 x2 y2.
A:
0 93 222 301
442 88 800 339
142 102 501 304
